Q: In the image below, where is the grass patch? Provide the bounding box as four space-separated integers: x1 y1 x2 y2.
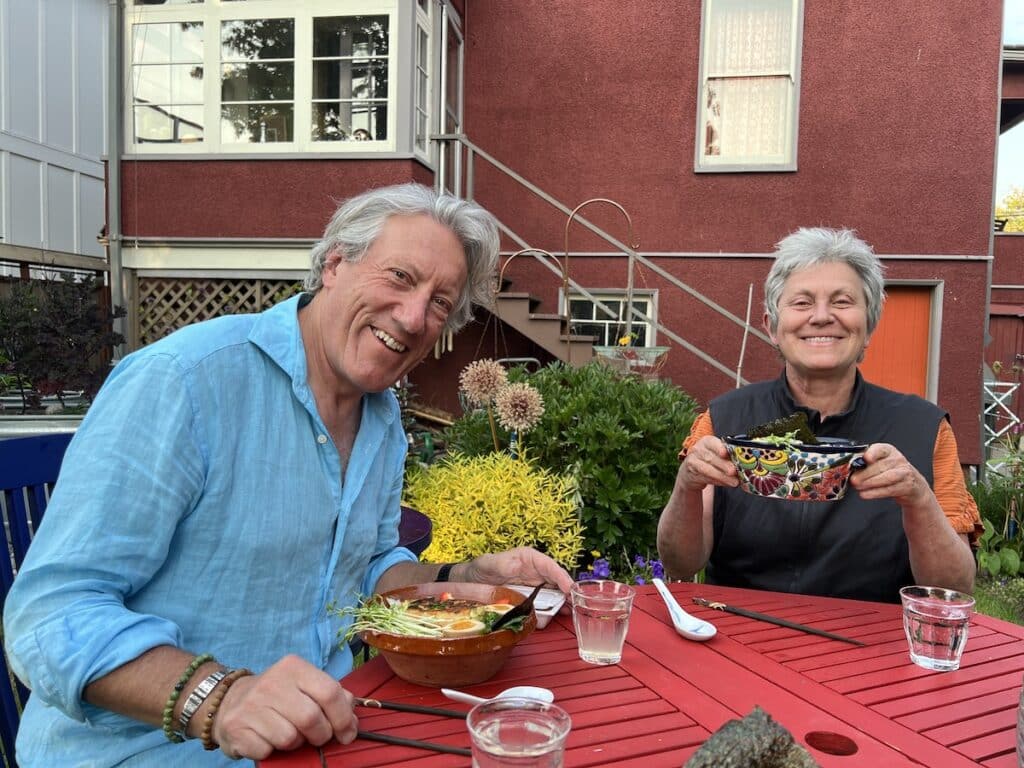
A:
973 577 1024 625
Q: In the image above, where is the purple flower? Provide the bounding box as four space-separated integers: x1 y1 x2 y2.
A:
634 576 647 585
651 560 665 579
633 554 646 568
593 559 611 579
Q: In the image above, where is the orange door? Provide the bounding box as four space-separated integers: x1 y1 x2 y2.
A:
860 286 932 398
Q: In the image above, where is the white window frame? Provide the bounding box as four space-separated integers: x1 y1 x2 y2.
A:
123 0 403 155
412 1 433 162
694 0 804 172
567 291 657 348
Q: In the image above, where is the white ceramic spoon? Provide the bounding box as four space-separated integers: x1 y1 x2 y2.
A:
441 685 555 707
652 578 717 642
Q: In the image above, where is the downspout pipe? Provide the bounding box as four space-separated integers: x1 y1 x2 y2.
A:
107 0 125 358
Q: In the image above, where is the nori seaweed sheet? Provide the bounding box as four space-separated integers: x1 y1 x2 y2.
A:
746 411 819 445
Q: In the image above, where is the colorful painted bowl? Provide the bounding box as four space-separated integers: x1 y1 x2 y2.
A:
359 583 537 687
723 435 868 502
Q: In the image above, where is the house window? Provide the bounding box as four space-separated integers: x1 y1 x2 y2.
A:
414 25 429 152
131 22 205 143
569 294 655 347
126 2 401 153
220 18 295 143
695 0 803 171
311 16 389 142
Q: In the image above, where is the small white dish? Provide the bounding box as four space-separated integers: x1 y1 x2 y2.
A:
508 584 566 629
652 578 717 642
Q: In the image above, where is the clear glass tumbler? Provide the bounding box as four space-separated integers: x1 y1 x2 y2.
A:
898 585 974 672
570 580 636 665
467 697 571 768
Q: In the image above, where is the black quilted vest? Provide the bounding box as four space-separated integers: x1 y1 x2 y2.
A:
707 370 945 603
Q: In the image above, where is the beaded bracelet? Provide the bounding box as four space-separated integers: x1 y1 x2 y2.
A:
200 667 253 751
162 653 215 743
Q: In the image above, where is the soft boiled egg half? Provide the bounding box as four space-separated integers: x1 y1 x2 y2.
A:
442 618 487 637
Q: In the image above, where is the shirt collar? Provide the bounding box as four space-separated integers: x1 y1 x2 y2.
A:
778 368 864 433
247 294 395 425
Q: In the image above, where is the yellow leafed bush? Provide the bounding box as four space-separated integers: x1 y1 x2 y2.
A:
404 452 583 571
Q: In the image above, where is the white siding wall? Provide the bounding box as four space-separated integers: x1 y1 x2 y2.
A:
0 0 107 260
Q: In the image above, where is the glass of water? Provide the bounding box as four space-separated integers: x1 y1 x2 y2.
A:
899 585 974 672
467 697 571 768
570 580 635 665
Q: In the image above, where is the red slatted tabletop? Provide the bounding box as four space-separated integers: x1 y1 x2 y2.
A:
259 583 1024 767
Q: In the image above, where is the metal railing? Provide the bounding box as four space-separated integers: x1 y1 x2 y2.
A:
434 133 773 384
984 380 1022 475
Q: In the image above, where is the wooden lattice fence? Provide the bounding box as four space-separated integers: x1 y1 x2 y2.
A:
137 277 302 346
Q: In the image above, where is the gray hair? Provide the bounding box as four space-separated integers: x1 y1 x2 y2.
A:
304 183 500 333
763 227 886 335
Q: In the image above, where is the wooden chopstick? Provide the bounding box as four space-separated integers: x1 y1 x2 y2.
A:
354 696 467 719
356 729 472 756
692 597 865 646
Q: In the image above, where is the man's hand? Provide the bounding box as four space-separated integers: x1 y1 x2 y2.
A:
462 547 575 594
210 655 358 760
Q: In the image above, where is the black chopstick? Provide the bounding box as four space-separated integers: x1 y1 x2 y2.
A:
354 696 467 719
692 597 865 646
356 729 472 756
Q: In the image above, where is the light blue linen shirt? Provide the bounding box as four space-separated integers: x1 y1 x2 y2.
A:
3 295 417 766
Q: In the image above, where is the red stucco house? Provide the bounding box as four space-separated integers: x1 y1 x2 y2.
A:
112 0 1006 468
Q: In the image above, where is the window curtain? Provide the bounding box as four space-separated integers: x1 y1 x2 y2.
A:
703 0 792 163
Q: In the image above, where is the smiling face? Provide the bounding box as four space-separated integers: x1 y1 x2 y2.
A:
304 213 467 400
765 261 870 381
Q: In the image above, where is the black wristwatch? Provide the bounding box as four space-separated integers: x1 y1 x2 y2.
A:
436 563 457 582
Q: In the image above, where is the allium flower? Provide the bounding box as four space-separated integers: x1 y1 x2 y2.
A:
459 359 508 407
494 383 545 433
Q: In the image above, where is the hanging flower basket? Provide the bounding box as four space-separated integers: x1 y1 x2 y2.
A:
592 346 670 377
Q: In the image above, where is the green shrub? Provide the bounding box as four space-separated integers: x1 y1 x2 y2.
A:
443 362 699 558
0 275 124 412
403 451 584 571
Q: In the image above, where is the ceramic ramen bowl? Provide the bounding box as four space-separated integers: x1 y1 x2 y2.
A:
359 583 537 687
724 435 868 502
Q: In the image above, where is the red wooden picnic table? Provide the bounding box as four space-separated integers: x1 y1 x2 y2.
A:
259 582 1024 767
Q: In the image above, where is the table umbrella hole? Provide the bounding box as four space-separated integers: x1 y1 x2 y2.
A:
804 731 859 756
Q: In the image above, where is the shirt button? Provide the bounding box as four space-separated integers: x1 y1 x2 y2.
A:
317 434 328 444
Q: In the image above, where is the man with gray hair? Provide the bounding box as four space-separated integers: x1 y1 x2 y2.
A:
4 183 574 765
657 227 980 603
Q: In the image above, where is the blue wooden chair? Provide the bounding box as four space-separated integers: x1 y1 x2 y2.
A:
0 432 73 768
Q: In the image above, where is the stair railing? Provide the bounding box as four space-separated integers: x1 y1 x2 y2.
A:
434 132 774 383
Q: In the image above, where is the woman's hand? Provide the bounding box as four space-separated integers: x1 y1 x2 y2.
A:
848 443 932 509
210 655 358 760
462 548 575 594
678 436 738 493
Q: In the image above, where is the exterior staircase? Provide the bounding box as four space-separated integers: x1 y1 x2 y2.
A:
492 289 596 366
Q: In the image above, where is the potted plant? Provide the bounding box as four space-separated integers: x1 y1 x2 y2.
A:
0 274 124 435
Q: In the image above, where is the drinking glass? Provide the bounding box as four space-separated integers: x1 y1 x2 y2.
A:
570 579 635 665
1017 682 1024 767
899 585 974 671
466 697 571 768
